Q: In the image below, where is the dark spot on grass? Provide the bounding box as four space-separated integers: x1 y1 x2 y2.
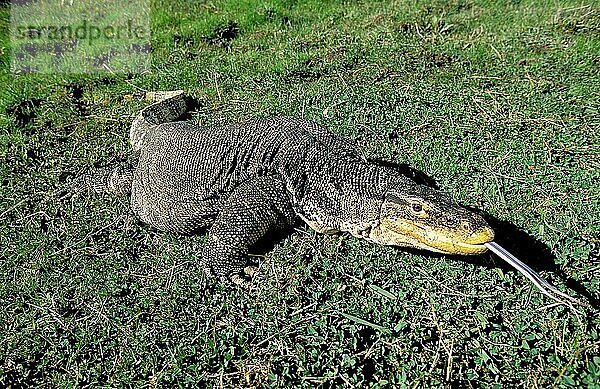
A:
66 83 89 115
397 19 455 36
92 49 118 69
68 84 84 101
89 228 111 249
1 351 49 387
356 327 376 352
7 98 43 127
130 42 153 54
173 36 199 59
285 69 323 82
264 8 293 27
137 311 151 323
528 41 551 54
114 286 132 298
17 42 39 58
39 214 48 233
426 52 453 68
541 83 569 94
295 40 319 52
26 148 42 163
58 171 74 184
93 53 111 68
284 59 323 81
206 21 240 47
53 41 77 58
174 35 196 47
398 22 414 33
282 54 362 84
57 302 79 318
518 58 533 66
270 357 301 383
96 76 118 86
182 353 201 366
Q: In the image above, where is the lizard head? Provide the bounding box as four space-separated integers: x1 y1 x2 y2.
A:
368 183 495 255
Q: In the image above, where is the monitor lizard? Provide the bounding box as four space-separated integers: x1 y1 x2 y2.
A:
67 91 495 288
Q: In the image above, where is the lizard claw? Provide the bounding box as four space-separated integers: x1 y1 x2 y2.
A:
244 265 258 278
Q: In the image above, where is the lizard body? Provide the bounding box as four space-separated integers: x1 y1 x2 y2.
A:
69 91 494 287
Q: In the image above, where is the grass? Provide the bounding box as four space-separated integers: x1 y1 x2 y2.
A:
1 0 599 386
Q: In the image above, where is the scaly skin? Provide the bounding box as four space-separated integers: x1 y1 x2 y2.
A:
67 91 494 287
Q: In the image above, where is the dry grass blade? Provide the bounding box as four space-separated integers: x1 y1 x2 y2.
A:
338 312 391 334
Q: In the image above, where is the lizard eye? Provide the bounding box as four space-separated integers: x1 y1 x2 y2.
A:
411 203 423 213
410 202 428 217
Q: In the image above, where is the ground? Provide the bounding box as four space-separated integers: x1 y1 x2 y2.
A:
0 0 599 387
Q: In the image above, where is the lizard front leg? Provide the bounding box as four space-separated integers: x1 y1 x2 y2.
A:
63 154 139 196
201 175 297 288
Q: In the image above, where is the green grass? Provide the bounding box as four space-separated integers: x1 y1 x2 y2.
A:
1 0 599 386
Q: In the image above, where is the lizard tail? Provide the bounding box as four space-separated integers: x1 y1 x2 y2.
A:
130 90 191 152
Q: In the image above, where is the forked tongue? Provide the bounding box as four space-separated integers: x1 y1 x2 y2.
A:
484 242 583 306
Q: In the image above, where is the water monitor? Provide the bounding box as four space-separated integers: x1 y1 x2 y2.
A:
68 91 497 287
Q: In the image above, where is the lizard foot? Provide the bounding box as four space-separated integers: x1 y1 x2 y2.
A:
229 273 254 289
57 173 88 199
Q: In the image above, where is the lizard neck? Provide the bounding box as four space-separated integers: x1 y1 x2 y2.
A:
286 158 408 237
